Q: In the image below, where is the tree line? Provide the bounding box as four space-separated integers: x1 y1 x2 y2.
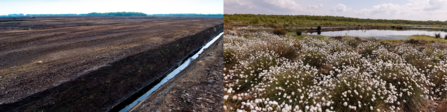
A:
224 14 447 26
148 13 223 17
0 12 223 17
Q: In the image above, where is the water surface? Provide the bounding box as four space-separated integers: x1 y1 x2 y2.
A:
303 30 447 40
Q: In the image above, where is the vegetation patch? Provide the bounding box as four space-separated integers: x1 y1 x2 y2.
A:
407 35 447 44
224 28 447 112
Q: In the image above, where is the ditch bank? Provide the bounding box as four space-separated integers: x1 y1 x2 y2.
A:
127 33 224 112
0 24 223 112
111 32 223 112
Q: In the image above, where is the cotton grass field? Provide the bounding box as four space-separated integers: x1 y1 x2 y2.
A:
223 29 447 112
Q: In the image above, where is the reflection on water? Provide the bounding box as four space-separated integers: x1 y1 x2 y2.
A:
304 30 447 40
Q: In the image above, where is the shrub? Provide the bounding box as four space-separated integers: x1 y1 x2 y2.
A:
273 28 286 36
296 30 302 36
251 18 260 24
435 33 441 38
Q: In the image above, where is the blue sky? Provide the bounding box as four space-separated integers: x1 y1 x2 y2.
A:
225 0 447 21
0 0 223 15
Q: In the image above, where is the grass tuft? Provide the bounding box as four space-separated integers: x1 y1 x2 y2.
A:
273 28 286 36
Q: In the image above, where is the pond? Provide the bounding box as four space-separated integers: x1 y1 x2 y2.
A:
302 29 447 40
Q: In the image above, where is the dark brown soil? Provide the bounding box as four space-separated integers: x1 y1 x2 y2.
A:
130 34 224 112
0 17 223 111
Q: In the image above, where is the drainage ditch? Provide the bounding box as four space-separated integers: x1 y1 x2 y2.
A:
110 32 223 112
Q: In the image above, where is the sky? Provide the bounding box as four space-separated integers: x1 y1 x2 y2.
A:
225 0 447 21
0 0 223 15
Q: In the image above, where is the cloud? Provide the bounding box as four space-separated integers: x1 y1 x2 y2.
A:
263 0 301 10
224 0 447 20
0 0 223 15
351 0 447 20
224 0 305 14
354 3 410 15
225 0 246 5
332 4 350 12
308 3 323 9
424 0 447 11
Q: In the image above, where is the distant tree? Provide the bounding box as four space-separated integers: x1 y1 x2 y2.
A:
251 17 260 24
83 12 146 16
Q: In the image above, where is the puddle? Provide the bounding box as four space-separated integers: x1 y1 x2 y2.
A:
113 32 223 112
302 29 447 40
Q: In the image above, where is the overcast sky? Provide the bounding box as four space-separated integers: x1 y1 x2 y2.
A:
225 0 447 21
0 0 223 15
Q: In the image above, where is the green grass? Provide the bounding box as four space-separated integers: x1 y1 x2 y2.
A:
225 14 447 27
407 35 447 43
383 39 405 43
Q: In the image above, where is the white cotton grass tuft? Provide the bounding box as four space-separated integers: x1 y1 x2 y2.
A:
223 29 447 112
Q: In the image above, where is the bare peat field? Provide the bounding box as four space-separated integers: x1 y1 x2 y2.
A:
0 16 222 111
